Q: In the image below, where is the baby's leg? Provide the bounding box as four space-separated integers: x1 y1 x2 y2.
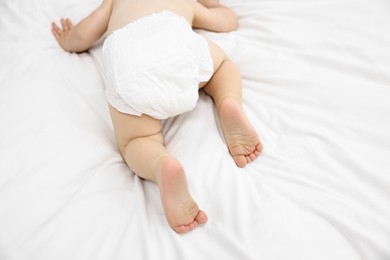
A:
200 39 262 167
108 105 207 233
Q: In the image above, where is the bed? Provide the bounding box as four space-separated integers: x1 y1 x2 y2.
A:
1 0 390 259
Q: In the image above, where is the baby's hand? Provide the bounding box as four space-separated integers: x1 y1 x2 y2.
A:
51 18 73 51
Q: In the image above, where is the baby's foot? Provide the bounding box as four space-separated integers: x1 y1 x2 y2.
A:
219 98 262 167
157 157 208 234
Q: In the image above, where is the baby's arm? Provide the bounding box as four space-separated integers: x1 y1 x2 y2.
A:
192 1 238 32
51 0 112 53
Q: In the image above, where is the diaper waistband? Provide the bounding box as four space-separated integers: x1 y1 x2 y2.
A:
110 10 190 39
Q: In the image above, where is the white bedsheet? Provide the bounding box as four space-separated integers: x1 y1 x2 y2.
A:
1 0 389 259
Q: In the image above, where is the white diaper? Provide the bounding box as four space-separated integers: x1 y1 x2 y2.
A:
102 11 214 119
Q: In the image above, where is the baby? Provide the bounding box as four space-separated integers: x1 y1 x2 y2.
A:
52 0 262 234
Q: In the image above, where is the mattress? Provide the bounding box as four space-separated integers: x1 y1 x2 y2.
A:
1 0 389 259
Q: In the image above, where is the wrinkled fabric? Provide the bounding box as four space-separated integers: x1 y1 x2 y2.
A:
103 11 213 119
1 0 390 259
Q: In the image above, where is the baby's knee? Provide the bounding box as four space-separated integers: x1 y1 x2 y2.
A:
115 137 130 159
118 143 127 159
117 132 164 159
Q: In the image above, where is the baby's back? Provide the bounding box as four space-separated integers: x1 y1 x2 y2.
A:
107 0 194 35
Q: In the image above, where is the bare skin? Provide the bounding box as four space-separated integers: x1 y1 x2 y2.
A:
51 0 262 234
219 98 262 167
158 157 208 233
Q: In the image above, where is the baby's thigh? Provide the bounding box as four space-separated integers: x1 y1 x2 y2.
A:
207 38 228 71
199 37 229 88
108 105 162 153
